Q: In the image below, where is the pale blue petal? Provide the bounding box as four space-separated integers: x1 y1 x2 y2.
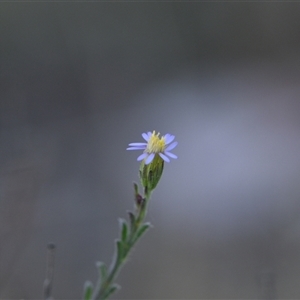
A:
137 152 148 161
165 134 175 145
165 151 177 159
142 133 149 141
159 153 170 162
147 131 152 137
145 153 155 165
128 142 147 146
165 141 178 151
127 146 145 150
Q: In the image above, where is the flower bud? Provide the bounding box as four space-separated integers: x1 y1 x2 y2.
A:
139 154 164 193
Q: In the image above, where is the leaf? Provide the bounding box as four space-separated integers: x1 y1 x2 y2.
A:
127 211 136 232
83 281 93 300
96 261 107 281
102 284 120 300
119 218 128 243
133 222 151 244
133 182 139 195
116 239 123 262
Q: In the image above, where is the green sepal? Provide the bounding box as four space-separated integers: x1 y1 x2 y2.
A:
119 218 128 243
96 261 107 281
83 281 93 300
139 155 164 193
102 283 120 300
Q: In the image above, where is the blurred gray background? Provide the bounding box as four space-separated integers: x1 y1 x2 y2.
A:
1 2 300 299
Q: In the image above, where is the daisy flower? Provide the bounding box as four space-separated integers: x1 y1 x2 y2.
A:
127 131 178 165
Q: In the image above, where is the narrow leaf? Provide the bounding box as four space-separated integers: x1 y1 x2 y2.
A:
83 281 93 300
102 284 120 300
96 261 107 281
133 182 139 195
116 239 123 262
127 211 136 232
119 218 128 243
133 222 151 244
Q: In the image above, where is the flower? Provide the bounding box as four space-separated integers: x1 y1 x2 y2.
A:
127 131 178 165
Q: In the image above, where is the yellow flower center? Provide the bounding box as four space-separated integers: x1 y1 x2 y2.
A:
146 131 166 153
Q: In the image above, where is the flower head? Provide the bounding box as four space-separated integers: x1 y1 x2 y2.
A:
127 131 178 165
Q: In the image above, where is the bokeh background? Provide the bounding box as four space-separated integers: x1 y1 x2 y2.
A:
1 2 300 299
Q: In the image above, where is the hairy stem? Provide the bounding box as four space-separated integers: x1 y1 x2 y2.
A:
92 191 151 300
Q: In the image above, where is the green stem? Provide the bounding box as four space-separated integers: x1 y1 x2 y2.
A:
93 191 151 300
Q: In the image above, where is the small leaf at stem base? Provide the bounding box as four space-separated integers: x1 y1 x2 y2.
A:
83 281 93 300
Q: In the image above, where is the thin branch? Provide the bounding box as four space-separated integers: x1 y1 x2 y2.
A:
43 243 56 300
